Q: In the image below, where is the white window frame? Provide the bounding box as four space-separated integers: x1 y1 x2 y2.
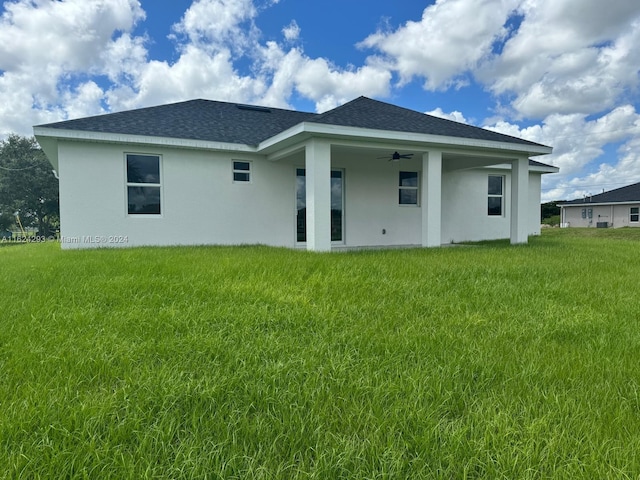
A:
488 175 504 216
125 153 162 216
631 207 639 223
399 171 419 206
232 160 252 183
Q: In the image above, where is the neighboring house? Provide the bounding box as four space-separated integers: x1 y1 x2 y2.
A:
33 96 556 251
558 182 640 228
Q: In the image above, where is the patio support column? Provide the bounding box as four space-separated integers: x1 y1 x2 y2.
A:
305 138 332 252
510 156 529 244
421 150 442 247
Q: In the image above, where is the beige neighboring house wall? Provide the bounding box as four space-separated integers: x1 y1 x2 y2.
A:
561 203 640 228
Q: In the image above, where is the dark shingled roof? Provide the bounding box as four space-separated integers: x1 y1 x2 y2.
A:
37 99 315 146
310 97 546 147
37 96 549 149
560 182 640 205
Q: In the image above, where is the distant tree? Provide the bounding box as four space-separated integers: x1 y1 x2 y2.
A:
0 212 12 231
541 201 561 219
0 135 59 236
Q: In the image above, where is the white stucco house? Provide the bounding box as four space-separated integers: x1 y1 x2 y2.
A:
33 96 556 251
558 182 640 228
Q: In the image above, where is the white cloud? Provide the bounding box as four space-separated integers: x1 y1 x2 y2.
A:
0 0 145 135
61 81 106 120
282 20 300 42
359 0 640 120
100 33 149 83
293 57 391 112
257 42 303 108
108 45 268 111
481 0 640 118
0 0 144 73
0 0 390 132
426 107 469 124
171 0 257 51
359 0 520 90
104 2 392 114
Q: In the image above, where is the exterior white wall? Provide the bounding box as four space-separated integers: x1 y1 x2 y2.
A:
56 140 546 249
57 141 295 249
330 153 422 247
562 204 640 228
441 168 543 243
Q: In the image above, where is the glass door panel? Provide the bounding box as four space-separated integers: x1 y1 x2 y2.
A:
296 169 343 243
296 168 306 242
331 170 343 242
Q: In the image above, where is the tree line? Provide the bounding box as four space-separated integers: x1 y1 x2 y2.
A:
0 135 59 237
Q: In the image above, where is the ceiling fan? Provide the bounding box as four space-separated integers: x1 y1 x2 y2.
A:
377 151 414 162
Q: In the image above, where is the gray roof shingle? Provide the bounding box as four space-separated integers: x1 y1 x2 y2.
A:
559 182 640 205
36 96 549 149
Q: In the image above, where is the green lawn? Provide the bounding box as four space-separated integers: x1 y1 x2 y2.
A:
2 229 640 479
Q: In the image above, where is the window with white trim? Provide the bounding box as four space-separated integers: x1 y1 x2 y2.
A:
631 207 639 222
488 175 504 216
399 171 419 205
233 161 251 183
126 154 161 215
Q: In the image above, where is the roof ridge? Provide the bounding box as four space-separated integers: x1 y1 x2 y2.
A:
308 96 368 122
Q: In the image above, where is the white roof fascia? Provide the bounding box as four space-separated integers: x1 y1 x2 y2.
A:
266 141 307 162
32 127 257 153
483 162 558 174
258 123 307 153
530 164 559 173
258 122 553 157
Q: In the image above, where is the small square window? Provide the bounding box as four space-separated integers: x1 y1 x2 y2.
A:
233 161 251 182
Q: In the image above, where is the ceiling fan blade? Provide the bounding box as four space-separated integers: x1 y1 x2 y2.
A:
376 151 413 161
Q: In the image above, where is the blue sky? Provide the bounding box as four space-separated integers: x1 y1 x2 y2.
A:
1 0 640 202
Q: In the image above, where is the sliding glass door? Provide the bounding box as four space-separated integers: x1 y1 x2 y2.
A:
296 169 343 243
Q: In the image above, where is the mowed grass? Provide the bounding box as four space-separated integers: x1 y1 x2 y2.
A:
1 229 640 479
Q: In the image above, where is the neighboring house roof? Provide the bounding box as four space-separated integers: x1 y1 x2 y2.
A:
36 96 548 149
559 182 640 206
